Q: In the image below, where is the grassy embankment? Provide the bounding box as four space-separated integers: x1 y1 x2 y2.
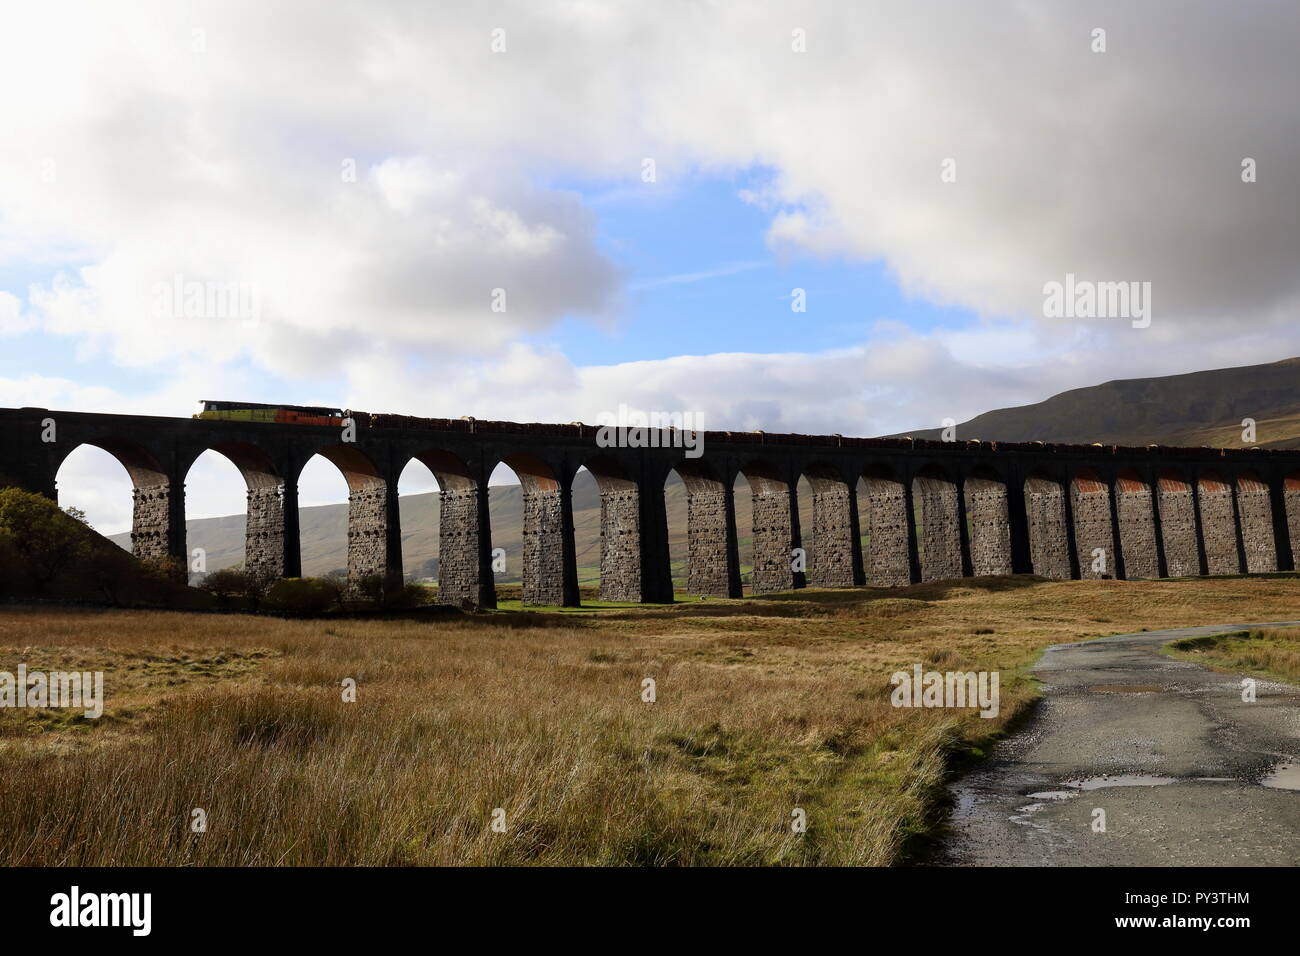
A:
1165 624 1300 684
3 573 1300 866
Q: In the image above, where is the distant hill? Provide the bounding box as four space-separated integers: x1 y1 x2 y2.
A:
110 357 1300 582
893 357 1300 448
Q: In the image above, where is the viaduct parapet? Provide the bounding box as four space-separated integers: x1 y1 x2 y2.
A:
3 405 1298 608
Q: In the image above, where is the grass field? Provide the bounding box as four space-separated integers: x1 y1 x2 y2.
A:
2 573 1299 866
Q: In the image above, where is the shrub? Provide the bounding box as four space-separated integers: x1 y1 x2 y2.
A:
264 578 336 614
200 566 248 606
0 488 91 592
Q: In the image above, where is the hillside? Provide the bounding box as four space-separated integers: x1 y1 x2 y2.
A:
894 356 1300 448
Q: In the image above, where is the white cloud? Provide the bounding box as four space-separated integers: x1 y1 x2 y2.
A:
3 0 1299 510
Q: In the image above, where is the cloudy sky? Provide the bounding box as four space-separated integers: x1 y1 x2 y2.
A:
3 1 1298 531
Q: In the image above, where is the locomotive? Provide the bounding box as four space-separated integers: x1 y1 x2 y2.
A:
194 400 348 427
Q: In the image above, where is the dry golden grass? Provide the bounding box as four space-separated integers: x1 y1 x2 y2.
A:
2 573 1298 866
1166 624 1300 684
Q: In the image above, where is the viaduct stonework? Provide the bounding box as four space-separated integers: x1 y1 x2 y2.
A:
3 405 1300 609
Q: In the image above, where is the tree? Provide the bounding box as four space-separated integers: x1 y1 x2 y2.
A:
0 488 91 592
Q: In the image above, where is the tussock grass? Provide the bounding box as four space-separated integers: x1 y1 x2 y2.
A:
1166 626 1300 684
2 573 1299 866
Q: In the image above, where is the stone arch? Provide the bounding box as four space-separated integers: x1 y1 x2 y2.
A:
913 464 963 582
403 447 485 607
302 444 392 589
860 463 911 586
55 438 172 559
800 462 857 588
1115 469 1159 579
965 467 1012 577
1024 471 1071 580
184 441 284 580
1235 470 1276 573
673 459 740 597
1198 471 1241 575
1156 469 1198 577
1070 467 1114 579
738 459 796 594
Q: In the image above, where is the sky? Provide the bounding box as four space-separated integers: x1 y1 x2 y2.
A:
2 1 1299 533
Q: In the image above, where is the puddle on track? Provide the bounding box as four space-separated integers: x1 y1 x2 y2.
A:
1063 775 1179 791
1025 775 1178 802
1261 763 1300 791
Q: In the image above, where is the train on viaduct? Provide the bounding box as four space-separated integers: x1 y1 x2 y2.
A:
2 402 1298 609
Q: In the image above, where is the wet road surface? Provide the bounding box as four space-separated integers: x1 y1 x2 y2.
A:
943 622 1300 866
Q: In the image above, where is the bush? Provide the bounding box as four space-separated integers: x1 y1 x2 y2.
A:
0 488 90 592
353 574 424 610
200 566 248 607
264 578 336 614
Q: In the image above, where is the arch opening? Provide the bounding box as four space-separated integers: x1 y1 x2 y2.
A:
298 445 390 589
55 439 171 560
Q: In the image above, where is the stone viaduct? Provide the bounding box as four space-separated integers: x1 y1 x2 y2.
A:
2 405 1299 608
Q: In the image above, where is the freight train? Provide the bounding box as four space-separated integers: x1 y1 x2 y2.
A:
194 400 348 426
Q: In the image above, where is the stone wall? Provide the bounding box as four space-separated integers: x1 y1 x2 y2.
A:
1024 477 1071 580
686 489 733 596
965 476 1012 576
751 489 795 593
1116 482 1160 579
130 483 172 559
1236 478 1276 573
808 484 856 587
861 475 911 586
599 487 642 602
914 474 962 582
1157 478 1199 577
438 487 482 606
346 484 389 586
244 485 286 580
522 489 565 605
1198 478 1240 575
1071 475 1114 579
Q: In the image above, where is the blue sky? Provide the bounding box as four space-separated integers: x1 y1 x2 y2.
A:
530 169 975 366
